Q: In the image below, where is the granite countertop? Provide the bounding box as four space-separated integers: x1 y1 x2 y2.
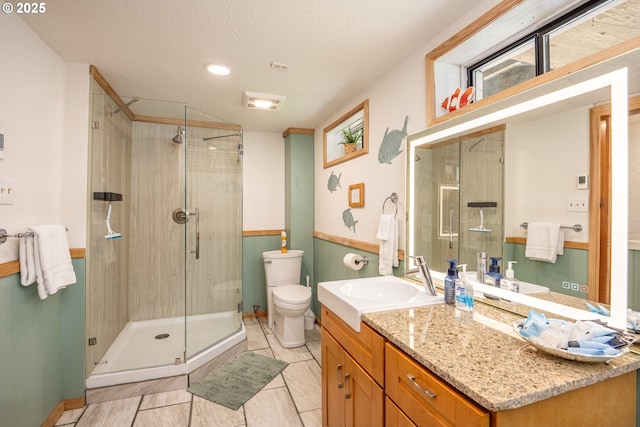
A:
362 301 640 412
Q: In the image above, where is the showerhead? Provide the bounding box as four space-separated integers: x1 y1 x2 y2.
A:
172 126 184 144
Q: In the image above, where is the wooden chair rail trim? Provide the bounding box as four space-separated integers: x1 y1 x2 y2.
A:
314 231 405 260
505 236 588 250
0 248 85 279
243 230 283 237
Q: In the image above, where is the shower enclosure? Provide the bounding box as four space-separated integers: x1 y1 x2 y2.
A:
86 85 244 388
411 128 504 272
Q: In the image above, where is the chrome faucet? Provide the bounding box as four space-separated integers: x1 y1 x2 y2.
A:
405 255 437 296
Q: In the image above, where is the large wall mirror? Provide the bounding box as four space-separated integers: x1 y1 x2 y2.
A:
407 47 639 330
323 99 369 168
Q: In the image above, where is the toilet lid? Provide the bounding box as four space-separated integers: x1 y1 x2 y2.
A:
272 285 312 303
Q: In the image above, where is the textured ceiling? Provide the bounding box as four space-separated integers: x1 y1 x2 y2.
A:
20 0 484 132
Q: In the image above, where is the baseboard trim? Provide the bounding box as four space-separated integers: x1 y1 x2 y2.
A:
41 397 85 427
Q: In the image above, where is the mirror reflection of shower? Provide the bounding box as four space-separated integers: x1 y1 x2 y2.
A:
203 133 242 162
172 126 184 144
203 133 241 142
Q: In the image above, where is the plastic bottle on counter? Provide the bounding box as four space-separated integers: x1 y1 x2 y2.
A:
444 259 458 305
500 261 519 293
455 263 474 312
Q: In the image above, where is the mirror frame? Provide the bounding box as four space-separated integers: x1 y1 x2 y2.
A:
323 99 369 168
407 68 629 329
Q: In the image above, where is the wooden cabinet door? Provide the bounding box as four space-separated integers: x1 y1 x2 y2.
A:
322 328 346 427
344 352 384 427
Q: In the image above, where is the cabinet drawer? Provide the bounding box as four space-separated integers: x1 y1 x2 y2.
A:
386 396 418 427
321 306 385 386
385 343 489 427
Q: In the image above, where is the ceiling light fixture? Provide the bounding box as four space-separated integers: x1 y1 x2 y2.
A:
204 63 232 76
242 91 285 111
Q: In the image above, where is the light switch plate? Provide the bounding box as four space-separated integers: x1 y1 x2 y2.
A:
0 176 15 204
566 196 588 212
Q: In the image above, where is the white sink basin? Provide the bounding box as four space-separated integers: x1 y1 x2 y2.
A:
318 276 444 332
339 279 420 303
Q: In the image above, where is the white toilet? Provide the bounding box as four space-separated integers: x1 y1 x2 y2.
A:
263 250 312 348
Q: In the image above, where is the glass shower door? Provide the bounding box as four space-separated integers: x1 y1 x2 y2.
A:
183 107 243 360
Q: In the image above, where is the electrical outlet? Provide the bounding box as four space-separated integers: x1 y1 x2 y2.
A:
571 282 580 291
0 176 14 204
562 281 570 289
566 196 588 212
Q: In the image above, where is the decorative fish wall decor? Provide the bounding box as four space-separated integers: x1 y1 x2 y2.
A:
378 115 409 165
327 171 341 193
342 208 358 233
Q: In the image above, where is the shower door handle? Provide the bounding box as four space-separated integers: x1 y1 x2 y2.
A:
192 208 200 260
449 209 454 249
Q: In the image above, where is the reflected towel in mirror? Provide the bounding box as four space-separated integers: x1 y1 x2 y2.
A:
525 222 564 263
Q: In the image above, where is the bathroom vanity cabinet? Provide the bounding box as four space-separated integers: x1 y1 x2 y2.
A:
321 306 384 427
322 304 640 427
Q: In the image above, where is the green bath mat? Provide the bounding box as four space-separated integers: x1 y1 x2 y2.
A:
188 351 288 410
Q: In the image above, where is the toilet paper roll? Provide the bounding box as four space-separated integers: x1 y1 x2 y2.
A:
343 253 364 271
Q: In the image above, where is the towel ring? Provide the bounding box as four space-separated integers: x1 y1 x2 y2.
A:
382 193 398 216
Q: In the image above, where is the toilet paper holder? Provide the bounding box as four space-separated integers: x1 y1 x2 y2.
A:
356 256 369 266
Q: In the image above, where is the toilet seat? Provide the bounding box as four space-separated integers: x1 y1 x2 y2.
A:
272 285 312 305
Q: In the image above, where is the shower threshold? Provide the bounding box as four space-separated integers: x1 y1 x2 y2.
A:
86 311 245 389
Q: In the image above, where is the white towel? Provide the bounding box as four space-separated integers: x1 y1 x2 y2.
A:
378 215 399 276
525 222 564 263
376 214 395 240
21 225 76 299
19 234 36 286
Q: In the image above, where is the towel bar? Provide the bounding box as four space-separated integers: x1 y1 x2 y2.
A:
0 227 68 245
520 222 582 232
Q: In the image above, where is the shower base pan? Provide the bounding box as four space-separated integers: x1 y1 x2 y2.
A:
86 311 245 389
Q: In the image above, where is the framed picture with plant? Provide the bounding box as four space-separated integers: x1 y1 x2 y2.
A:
323 99 369 168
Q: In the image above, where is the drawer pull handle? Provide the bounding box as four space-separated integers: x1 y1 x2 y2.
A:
407 374 437 398
336 364 343 388
344 373 351 399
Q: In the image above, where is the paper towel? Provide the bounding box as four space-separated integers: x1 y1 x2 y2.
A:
343 253 364 271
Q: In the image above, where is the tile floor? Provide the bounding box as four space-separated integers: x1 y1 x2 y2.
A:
56 316 322 427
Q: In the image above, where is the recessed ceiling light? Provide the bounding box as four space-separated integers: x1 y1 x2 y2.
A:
204 63 232 76
242 91 285 110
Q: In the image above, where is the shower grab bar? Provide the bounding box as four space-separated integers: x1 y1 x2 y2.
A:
520 222 582 232
0 227 68 245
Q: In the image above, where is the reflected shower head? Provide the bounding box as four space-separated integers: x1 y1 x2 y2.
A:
172 126 184 144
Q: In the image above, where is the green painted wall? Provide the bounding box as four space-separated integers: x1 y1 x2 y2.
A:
242 234 281 314
504 242 588 298
313 237 404 319
630 249 640 311
0 259 85 427
285 132 315 294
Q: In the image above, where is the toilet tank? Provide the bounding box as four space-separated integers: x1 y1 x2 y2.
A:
263 250 304 287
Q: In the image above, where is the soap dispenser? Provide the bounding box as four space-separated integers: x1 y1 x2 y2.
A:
444 259 458 305
501 261 519 293
455 264 473 311
484 257 502 288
